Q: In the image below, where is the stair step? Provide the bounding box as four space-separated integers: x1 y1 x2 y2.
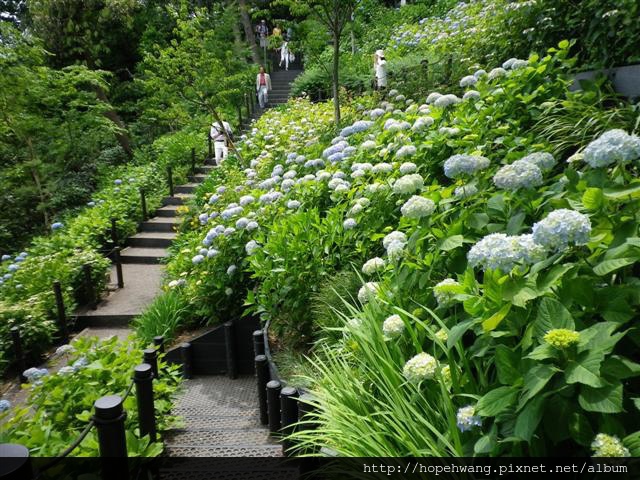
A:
141 217 179 233
158 468 296 480
195 166 214 174
120 247 168 264
156 205 180 218
165 428 274 446
175 183 200 194
177 414 263 430
172 406 261 417
128 232 177 248
164 445 282 458
163 194 194 206
188 174 207 183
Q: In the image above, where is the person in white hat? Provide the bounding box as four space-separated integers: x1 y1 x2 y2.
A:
374 49 388 91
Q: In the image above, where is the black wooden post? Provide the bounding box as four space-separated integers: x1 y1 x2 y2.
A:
10 328 26 384
113 247 124 289
180 343 193 379
93 395 128 457
245 92 251 118
166 167 174 197
255 355 269 425
110 218 118 246
191 147 196 174
237 104 243 129
266 380 282 434
280 386 299 456
139 188 148 221
153 336 164 354
207 134 213 160
0 444 32 480
143 348 158 379
82 264 97 310
224 322 237 379
253 330 265 357
134 364 156 442
53 281 68 343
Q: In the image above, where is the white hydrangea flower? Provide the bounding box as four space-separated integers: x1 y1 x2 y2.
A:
468 233 546 272
426 92 442 104
392 174 424 195
434 94 461 108
532 209 591 251
521 152 556 171
245 240 260 255
383 231 407 249
399 162 417 174
362 257 385 275
403 352 438 383
358 282 380 303
412 116 435 131
463 90 481 101
583 129 640 168
361 140 377 150
459 75 477 87
591 433 630 457
372 162 393 174
396 145 417 159
444 154 490 178
433 278 462 307
387 240 406 262
493 159 543 191
401 196 436 219
343 218 357 230
383 314 405 339
454 184 478 198
488 67 507 80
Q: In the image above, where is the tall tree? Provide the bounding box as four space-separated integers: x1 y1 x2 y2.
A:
279 0 356 124
237 0 261 63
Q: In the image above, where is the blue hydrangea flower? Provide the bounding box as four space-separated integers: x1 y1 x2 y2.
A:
51 222 64 231
426 92 442 104
467 233 546 272
0 399 11 412
396 145 417 159
463 90 480 101
1 255 10 262
114 179 123 185
198 213 209 225
521 152 556 172
583 129 640 168
456 405 482 432
493 159 543 191
459 75 477 87
370 108 385 119
532 209 591 251
343 218 357 230
443 154 490 178
192 254 205 265
434 94 461 108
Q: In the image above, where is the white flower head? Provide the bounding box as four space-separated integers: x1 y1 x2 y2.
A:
362 257 385 275
401 196 436 219
403 352 438 383
382 314 404 339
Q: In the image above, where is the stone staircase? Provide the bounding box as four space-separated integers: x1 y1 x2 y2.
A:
267 68 302 107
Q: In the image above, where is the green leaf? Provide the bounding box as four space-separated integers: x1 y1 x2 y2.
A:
520 364 556 407
495 345 522 384
603 184 640 200
532 297 574 339
593 257 637 276
565 360 605 388
446 319 475 349
623 431 640 457
474 425 497 454
514 396 545 442
578 383 623 413
536 264 573 292
526 344 556 361
568 412 594 446
582 187 604 210
477 386 519 417
438 235 464 252
482 303 511 332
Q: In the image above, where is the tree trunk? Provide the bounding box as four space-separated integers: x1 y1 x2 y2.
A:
332 33 341 124
93 85 133 159
231 17 244 57
238 0 261 64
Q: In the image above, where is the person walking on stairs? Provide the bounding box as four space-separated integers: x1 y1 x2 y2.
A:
256 19 269 49
256 66 272 109
278 40 291 70
374 49 388 91
210 120 233 165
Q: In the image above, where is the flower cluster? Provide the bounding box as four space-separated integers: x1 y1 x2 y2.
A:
521 152 556 171
362 257 385 275
403 352 438 383
400 195 436 219
544 328 580 349
456 405 482 432
384 119 411 132
0 399 10 413
444 154 490 178
582 129 640 168
393 174 424 195
433 278 462 308
412 116 434 131
357 282 380 303
459 75 477 87
23 367 49 383
591 434 630 457
454 184 478 198
532 209 591 251
340 120 373 137
467 233 545 272
493 159 543 191
343 218 357 230
434 94 461 108
396 145 417 159
383 231 407 262
382 314 405 339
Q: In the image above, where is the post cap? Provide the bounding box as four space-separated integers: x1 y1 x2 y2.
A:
255 354 267 362
266 380 281 389
0 444 30 476
134 363 153 380
281 386 298 397
180 342 191 349
253 330 264 337
143 348 157 358
94 395 123 420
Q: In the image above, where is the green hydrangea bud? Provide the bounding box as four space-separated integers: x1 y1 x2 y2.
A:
544 328 580 349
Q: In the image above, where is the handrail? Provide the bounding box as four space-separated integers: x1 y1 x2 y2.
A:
35 419 96 476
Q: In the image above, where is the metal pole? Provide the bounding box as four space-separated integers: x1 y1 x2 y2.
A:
224 322 237 379
110 218 118 246
139 188 148 221
53 281 68 343
191 147 196 174
143 348 158 379
10 328 26 384
153 336 164 354
113 247 124 289
0 444 32 480
280 386 299 456
255 355 269 425
266 380 282 434
134 364 157 442
180 343 193 379
253 330 265 357
166 167 174 197
82 264 97 310
93 395 128 457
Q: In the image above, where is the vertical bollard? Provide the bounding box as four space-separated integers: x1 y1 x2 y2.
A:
82 264 97 310
224 322 237 379
110 218 118 246
245 92 251 119
280 387 299 456
113 247 124 289
266 380 282 434
253 330 265 357
10 328 26 384
143 348 158 379
191 147 196 174
53 281 68 343
0 444 32 480
93 395 128 480
153 336 164 354
180 343 193 379
255 355 269 425
134 364 157 442
207 135 213 160
237 104 243 129
140 188 148 221
166 167 174 197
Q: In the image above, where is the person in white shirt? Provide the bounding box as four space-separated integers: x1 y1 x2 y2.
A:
374 49 388 91
210 120 233 165
256 66 272 109
278 41 290 70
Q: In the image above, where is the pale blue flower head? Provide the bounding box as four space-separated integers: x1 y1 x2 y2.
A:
583 129 640 168
493 159 543 191
456 405 482 432
532 209 591 251
51 222 64 231
192 254 205 265
444 154 490 178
